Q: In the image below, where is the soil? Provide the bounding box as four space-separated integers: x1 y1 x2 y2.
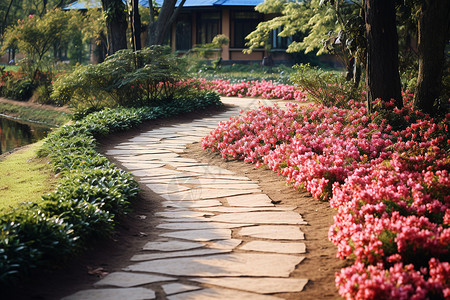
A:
3 99 345 300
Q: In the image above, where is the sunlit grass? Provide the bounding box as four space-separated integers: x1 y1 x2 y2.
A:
0 64 19 72
0 141 55 212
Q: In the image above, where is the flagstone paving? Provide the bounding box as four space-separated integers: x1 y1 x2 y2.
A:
62 98 309 300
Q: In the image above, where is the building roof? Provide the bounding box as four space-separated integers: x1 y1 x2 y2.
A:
65 0 263 10
155 0 264 7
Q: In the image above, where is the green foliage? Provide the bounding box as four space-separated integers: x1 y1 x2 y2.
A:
211 34 229 47
0 71 33 101
0 90 221 286
51 46 188 111
191 62 294 84
290 63 360 107
2 9 79 81
0 211 77 285
246 0 340 55
246 0 363 70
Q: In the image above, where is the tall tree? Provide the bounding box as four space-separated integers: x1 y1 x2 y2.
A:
364 0 402 111
130 0 141 51
413 0 450 115
101 0 128 55
147 0 186 46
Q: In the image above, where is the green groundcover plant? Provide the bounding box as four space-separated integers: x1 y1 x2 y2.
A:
0 91 221 286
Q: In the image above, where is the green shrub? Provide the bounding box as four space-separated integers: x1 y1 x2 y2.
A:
0 211 76 285
52 46 188 111
290 63 361 107
0 71 34 101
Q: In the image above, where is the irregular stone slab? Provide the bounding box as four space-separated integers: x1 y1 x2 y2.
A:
155 211 214 219
141 133 181 138
129 136 165 142
163 218 211 223
140 173 198 181
192 277 308 294
131 168 182 178
238 225 305 240
159 228 231 241
132 153 179 160
125 253 304 277
161 189 256 201
240 241 306 254
113 145 163 150
167 287 282 300
162 283 202 295
142 240 204 251
118 139 161 145
164 137 200 143
176 166 235 175
207 239 242 250
121 162 166 170
198 206 297 213
197 183 261 190
164 157 200 163
176 131 211 137
157 222 251 230
181 178 258 185
210 212 307 225
61 288 155 300
162 200 222 208
94 272 175 287
226 194 274 207
157 148 186 153
105 149 170 155
131 248 230 262
167 162 208 168
146 183 190 194
199 175 251 181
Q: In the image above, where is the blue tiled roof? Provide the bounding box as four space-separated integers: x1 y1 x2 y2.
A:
65 0 263 10
154 0 264 7
64 0 100 9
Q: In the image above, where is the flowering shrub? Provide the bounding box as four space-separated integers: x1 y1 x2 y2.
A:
192 78 309 102
202 95 450 299
0 70 33 101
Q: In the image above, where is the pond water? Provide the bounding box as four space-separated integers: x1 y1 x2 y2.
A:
0 115 52 155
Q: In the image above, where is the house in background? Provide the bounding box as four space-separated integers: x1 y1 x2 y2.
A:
62 0 293 64
159 0 293 63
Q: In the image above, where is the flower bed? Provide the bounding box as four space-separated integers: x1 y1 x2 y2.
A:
202 96 449 299
193 78 309 101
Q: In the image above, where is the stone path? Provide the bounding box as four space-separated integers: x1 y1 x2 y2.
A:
63 98 308 300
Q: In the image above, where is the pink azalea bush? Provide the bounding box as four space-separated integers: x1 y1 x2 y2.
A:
202 94 450 299
190 78 309 101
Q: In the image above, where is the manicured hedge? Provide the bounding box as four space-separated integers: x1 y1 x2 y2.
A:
0 91 221 286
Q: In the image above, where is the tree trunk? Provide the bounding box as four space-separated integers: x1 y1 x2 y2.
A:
413 0 450 115
131 0 141 51
364 0 402 112
101 0 128 55
147 0 186 46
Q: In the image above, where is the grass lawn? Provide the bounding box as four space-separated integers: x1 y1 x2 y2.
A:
0 64 19 72
0 141 55 212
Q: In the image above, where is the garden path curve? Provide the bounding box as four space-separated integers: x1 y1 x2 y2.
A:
63 98 309 300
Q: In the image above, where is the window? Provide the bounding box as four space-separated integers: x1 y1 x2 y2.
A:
271 27 293 50
176 14 192 51
232 11 261 48
197 12 220 45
